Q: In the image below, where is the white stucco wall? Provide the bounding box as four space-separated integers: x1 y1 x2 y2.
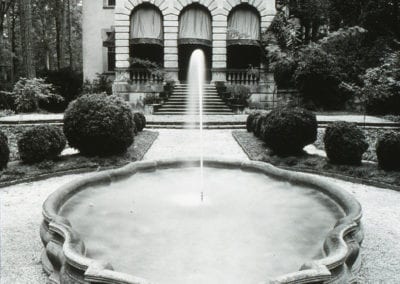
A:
82 0 115 81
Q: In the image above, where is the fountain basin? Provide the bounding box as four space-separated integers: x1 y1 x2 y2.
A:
40 158 363 284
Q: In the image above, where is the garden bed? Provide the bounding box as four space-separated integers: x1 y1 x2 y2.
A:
0 130 158 187
233 130 400 191
314 127 397 162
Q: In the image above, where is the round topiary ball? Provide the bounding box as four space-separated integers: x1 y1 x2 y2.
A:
0 131 10 170
133 112 146 132
254 113 269 138
246 111 265 133
324 121 368 165
64 94 135 156
18 125 66 163
263 107 317 156
376 132 400 170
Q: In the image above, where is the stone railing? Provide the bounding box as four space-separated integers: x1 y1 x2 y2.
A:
226 69 261 85
130 68 163 84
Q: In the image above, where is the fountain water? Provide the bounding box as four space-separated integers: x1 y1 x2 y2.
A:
41 51 363 284
186 49 206 202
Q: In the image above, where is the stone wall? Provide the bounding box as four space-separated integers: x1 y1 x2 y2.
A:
114 0 276 87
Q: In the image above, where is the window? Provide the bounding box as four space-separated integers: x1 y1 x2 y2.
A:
104 0 115 8
107 47 115 72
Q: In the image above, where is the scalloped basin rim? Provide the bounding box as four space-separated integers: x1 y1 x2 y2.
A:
41 157 363 284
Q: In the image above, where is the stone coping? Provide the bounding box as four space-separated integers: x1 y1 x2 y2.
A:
40 157 363 284
1 113 398 128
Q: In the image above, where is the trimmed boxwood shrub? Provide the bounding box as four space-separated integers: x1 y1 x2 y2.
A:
134 112 146 132
263 107 317 156
246 111 264 132
376 132 400 170
324 121 368 165
18 125 66 163
64 94 135 156
0 131 10 170
254 113 269 139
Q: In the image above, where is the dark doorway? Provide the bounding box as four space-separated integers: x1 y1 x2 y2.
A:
227 45 261 69
178 44 212 82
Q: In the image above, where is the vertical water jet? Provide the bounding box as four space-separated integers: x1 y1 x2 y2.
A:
186 49 206 201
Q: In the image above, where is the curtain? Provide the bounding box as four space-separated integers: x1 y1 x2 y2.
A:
179 7 211 40
131 6 163 40
228 8 260 40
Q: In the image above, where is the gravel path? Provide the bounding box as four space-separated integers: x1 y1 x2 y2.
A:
0 173 92 284
1 129 400 283
143 129 249 160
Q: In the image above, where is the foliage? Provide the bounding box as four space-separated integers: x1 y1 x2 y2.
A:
254 112 269 138
64 94 135 156
360 0 400 39
12 78 63 113
376 131 400 170
319 26 368 85
0 130 10 170
81 73 113 95
129 58 167 81
294 45 344 109
246 111 264 132
18 125 66 163
227 85 251 106
328 0 364 29
133 112 146 132
37 67 83 111
288 0 330 42
262 107 317 156
0 109 15 117
143 93 161 105
362 52 400 115
271 54 297 88
324 121 368 165
0 91 15 110
267 11 302 51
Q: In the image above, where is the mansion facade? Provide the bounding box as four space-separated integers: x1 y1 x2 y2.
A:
83 0 279 98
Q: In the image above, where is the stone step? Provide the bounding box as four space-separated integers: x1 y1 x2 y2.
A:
147 124 245 129
154 112 234 115
167 97 223 101
158 106 230 111
154 83 233 115
172 91 218 96
169 94 220 98
162 103 227 107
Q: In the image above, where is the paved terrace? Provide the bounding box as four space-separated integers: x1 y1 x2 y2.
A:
0 113 398 128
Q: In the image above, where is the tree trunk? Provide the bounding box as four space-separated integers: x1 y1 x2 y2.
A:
67 0 73 69
19 0 35 78
55 0 66 70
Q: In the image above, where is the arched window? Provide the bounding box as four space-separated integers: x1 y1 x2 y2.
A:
228 5 260 45
179 5 212 46
227 5 261 69
130 4 163 46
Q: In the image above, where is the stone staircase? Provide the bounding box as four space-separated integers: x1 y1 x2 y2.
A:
154 83 233 115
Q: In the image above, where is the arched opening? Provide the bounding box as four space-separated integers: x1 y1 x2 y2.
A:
130 4 164 81
227 4 261 83
178 4 212 82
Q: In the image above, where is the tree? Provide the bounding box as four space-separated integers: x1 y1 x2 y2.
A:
18 0 35 78
360 0 400 39
289 0 330 42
